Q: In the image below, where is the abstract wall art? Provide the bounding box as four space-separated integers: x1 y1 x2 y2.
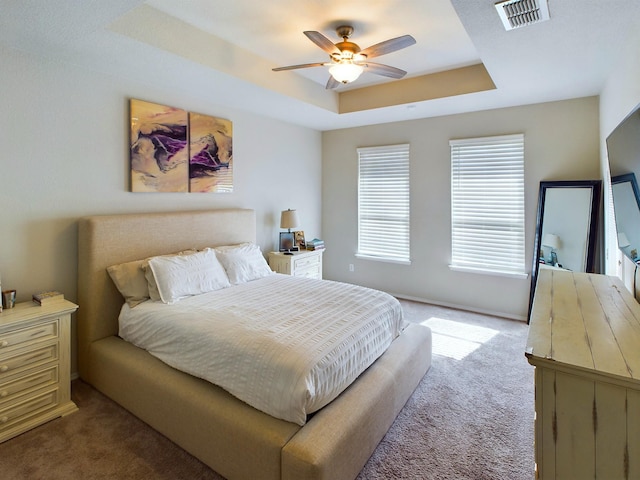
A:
130 99 189 192
189 112 233 193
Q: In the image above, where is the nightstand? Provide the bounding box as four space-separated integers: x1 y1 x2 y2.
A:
0 300 78 443
268 249 324 279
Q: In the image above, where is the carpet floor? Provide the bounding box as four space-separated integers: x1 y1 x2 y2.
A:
0 300 534 479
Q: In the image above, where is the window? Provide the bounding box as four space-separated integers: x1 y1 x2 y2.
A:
357 144 410 263
450 134 525 276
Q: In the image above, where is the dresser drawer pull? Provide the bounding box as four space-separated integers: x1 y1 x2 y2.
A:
0 391 7 398
0 416 8 424
0 366 8 373
0 341 8 348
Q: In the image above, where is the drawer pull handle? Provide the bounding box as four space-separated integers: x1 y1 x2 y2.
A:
0 391 7 398
0 366 8 373
0 341 8 348
0 416 8 424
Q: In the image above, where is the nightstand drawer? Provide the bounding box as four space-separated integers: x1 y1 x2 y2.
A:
0 345 58 381
293 254 321 270
293 264 321 279
0 320 59 351
0 366 58 406
0 388 58 432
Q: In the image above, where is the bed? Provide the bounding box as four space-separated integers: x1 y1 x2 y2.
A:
77 208 432 480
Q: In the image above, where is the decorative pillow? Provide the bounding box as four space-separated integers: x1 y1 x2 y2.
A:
215 243 274 285
147 248 231 304
107 259 149 308
140 250 197 302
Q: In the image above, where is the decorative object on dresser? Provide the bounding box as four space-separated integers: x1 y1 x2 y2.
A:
2 290 16 310
268 249 324 280
32 291 65 306
0 299 78 443
527 268 640 479
279 208 300 255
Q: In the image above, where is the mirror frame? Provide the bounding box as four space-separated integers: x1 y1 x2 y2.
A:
527 180 602 322
611 173 640 261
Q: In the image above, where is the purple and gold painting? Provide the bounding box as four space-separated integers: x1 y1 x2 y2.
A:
130 99 189 192
189 112 233 193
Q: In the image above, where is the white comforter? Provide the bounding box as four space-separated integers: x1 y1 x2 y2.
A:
119 274 405 425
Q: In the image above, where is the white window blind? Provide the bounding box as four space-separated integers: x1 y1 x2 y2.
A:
357 144 410 263
450 134 525 276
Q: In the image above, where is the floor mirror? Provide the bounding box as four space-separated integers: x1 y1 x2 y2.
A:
527 180 602 322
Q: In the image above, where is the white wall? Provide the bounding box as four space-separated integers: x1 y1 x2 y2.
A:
322 97 600 320
0 45 322 369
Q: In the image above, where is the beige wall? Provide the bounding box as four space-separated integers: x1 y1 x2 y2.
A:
0 45 322 371
322 97 601 320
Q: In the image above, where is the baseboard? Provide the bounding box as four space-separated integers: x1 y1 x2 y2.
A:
391 293 527 322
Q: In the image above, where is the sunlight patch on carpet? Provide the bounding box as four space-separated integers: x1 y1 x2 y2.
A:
421 317 499 360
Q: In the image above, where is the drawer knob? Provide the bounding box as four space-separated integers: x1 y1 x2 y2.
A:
0 341 8 348
0 366 8 373
0 391 7 398
0 416 8 424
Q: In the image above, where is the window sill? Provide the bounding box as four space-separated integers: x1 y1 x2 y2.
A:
355 253 411 265
449 264 529 279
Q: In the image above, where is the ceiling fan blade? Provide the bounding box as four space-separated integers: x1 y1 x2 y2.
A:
359 35 416 58
304 31 341 55
362 62 407 79
272 62 326 72
325 76 340 90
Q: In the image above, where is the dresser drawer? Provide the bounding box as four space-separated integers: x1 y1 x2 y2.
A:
0 320 59 352
0 366 58 406
0 344 58 382
0 388 58 432
293 254 321 270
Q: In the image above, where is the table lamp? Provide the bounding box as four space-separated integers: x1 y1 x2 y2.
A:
280 209 299 255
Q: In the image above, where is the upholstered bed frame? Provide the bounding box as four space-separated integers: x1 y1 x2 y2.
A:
77 208 432 480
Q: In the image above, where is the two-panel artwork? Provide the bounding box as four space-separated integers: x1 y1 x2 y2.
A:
130 99 233 193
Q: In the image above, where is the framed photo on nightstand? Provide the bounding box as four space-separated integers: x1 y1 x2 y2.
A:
279 232 295 252
294 230 306 250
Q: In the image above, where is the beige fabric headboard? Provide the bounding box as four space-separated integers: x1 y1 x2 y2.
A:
77 209 256 381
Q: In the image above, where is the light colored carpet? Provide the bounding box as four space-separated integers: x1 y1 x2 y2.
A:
0 300 534 479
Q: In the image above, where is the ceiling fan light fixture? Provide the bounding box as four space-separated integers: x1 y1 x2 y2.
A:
329 61 363 84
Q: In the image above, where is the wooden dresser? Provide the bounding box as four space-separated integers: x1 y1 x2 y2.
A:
0 300 78 442
526 268 640 479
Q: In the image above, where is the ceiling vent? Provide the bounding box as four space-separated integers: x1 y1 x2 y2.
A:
495 0 550 30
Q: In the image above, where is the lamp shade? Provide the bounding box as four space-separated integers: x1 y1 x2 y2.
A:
618 232 631 248
542 233 560 250
280 209 300 230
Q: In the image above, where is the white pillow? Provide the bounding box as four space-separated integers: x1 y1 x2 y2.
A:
147 249 230 304
215 243 274 284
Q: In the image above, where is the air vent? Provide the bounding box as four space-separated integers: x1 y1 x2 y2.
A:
495 0 550 30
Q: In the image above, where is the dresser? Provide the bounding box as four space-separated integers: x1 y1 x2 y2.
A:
526 268 640 479
268 249 324 279
0 300 78 443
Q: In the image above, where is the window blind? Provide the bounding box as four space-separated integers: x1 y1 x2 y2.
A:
450 134 525 275
357 144 410 263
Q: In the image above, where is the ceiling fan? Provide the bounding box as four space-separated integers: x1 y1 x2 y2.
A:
272 26 416 89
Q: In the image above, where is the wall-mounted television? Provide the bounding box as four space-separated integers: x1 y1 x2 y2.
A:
607 103 640 262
